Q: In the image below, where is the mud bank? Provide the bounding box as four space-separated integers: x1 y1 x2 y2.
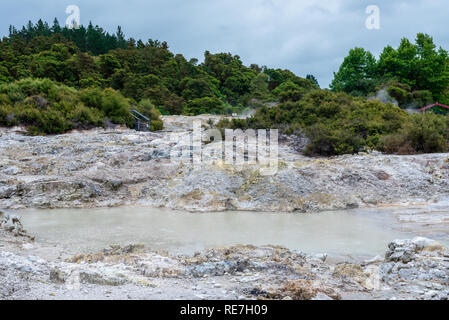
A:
0 212 448 300
1 116 449 212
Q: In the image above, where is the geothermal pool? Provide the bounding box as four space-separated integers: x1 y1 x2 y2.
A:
16 203 449 257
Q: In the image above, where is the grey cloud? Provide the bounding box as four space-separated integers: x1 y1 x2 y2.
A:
1 0 449 87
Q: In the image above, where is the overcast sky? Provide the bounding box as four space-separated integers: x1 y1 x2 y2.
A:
1 0 449 87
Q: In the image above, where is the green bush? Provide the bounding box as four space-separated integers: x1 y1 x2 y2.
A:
184 97 226 115
388 86 413 107
2 20 322 116
304 124 364 156
16 106 42 126
100 88 133 126
220 89 415 156
0 104 16 126
405 113 448 153
272 81 305 102
381 133 415 155
79 77 102 88
413 90 433 108
133 99 163 131
0 93 11 105
80 87 133 126
135 99 162 121
155 105 171 115
0 83 25 102
70 104 104 128
382 113 448 154
79 87 103 109
150 120 164 131
36 109 70 134
0 78 160 134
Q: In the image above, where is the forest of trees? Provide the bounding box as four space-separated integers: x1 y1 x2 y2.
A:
1 20 448 156
330 33 449 109
0 19 317 132
220 34 449 156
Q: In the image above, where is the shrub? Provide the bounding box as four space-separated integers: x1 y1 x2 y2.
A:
16 106 42 126
70 104 104 128
79 77 102 88
156 105 171 115
220 89 416 156
100 88 133 126
80 87 133 126
37 109 70 134
0 93 11 105
272 81 305 102
0 104 15 126
388 86 413 107
382 113 448 154
184 97 226 115
381 133 415 155
413 90 433 108
135 99 161 121
150 120 164 131
0 82 25 102
0 78 159 134
133 99 163 131
405 113 448 153
79 87 103 109
304 124 364 156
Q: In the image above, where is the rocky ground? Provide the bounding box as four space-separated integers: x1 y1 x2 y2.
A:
1 115 449 300
1 211 448 300
0 115 449 212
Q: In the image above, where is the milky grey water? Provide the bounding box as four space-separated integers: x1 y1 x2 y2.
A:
16 205 449 257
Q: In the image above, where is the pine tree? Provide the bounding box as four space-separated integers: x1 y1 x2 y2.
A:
306 74 320 88
116 26 126 49
52 18 61 33
8 25 15 37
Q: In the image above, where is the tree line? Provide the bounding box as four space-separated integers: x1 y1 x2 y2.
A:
330 33 449 109
0 19 318 121
219 34 449 156
1 20 448 156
